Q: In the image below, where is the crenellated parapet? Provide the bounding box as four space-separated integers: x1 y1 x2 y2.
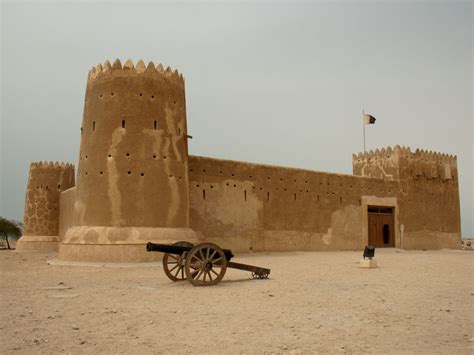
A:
352 146 401 180
87 59 184 87
399 147 457 181
16 161 75 251
352 145 457 181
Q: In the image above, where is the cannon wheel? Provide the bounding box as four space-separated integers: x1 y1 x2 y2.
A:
185 243 227 286
162 241 194 282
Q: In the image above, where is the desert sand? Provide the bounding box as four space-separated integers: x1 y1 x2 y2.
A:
1 248 473 354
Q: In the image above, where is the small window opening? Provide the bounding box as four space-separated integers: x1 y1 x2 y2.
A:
267 192 270 201
317 195 319 202
294 193 297 200
100 171 103 175
110 92 114 96
154 121 157 130
153 155 157 159
244 190 247 201
108 154 112 158
178 128 181 135
122 120 125 128
92 121 96 131
139 93 143 97
340 197 342 204
202 189 206 200
126 153 130 157
141 173 144 177
58 184 61 189
127 171 131 175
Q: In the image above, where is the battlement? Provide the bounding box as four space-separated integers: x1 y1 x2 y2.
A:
411 148 457 165
352 145 456 163
352 146 457 181
353 146 456 164
30 161 75 169
87 59 184 86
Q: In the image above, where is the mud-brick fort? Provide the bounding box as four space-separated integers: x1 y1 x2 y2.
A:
15 59 462 262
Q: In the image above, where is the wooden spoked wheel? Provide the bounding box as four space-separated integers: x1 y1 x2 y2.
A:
185 243 227 286
162 241 194 282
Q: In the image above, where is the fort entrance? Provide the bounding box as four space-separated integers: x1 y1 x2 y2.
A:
368 206 395 247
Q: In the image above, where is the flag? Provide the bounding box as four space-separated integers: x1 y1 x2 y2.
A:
363 114 376 125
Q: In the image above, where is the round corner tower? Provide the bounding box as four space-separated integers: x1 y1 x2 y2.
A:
16 161 75 251
60 59 198 262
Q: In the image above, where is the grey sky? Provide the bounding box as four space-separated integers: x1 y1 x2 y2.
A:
1 0 472 236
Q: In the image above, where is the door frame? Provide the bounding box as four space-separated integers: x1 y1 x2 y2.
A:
361 196 400 248
368 206 395 247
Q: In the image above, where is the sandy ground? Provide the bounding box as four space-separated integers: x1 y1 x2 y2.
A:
1 248 473 354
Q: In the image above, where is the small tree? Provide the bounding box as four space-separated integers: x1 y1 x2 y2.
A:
0 217 22 250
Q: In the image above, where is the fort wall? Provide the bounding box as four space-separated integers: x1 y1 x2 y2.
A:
58 187 75 240
16 162 75 251
188 155 400 252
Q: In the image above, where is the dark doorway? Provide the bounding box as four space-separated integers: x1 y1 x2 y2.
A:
368 206 395 247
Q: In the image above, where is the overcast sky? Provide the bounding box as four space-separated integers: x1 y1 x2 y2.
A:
1 0 472 236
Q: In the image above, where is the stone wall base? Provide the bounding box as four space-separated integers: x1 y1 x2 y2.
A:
15 235 59 252
402 231 461 250
59 226 200 262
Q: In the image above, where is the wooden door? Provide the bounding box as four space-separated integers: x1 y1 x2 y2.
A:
368 207 394 247
368 214 379 245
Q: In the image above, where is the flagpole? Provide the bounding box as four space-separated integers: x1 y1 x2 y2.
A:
363 122 366 152
362 108 366 152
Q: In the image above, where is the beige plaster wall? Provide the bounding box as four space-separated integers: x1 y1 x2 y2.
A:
74 59 190 229
58 187 76 240
22 162 75 237
188 155 400 252
353 146 461 249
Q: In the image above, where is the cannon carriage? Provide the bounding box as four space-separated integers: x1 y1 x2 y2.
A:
146 242 271 286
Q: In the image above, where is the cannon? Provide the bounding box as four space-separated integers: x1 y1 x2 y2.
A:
146 241 271 286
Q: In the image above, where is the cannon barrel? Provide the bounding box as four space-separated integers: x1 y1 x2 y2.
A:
146 242 192 254
146 242 234 261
